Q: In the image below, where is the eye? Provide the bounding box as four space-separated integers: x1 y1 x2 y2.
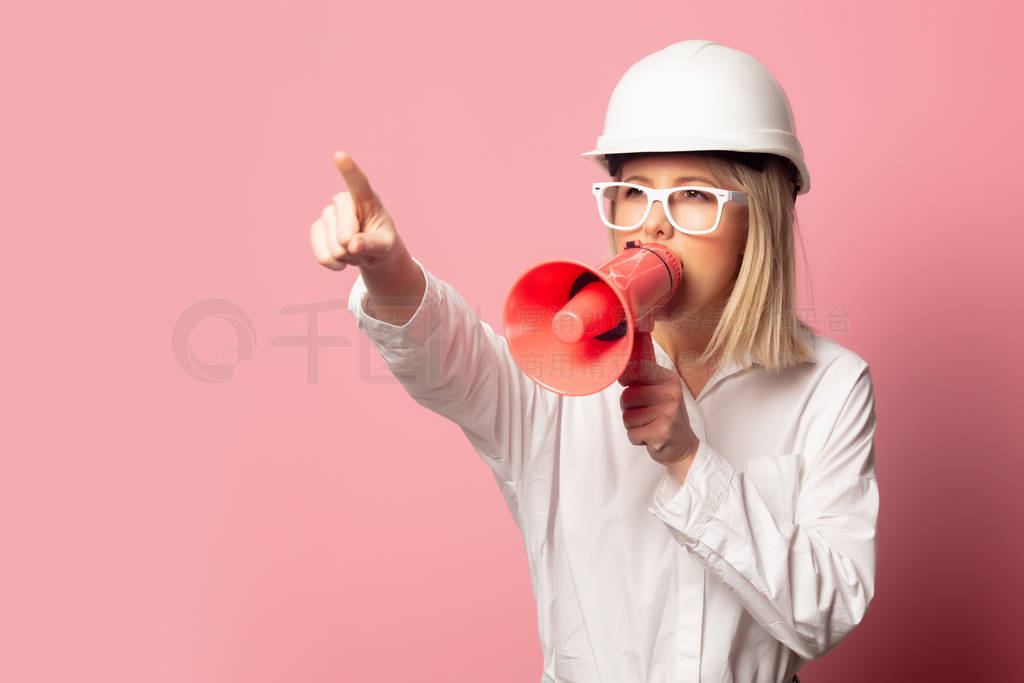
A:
676 188 713 202
623 187 645 198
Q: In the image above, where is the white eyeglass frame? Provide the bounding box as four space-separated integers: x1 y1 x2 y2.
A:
592 181 748 235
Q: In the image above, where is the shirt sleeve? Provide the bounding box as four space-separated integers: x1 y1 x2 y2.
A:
346 257 560 489
648 362 879 661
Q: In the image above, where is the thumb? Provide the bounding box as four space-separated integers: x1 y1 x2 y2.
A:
347 229 395 257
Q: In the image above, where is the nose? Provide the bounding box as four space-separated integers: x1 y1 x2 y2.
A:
641 198 674 241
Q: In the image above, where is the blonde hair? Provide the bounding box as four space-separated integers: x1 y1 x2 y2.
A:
606 151 816 372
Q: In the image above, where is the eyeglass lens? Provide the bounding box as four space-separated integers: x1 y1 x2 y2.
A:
599 184 719 232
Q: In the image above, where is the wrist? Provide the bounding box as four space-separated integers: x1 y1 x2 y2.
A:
665 438 699 484
359 244 426 327
362 244 420 299
360 239 411 290
671 436 699 462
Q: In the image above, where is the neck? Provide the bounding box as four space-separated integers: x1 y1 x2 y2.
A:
651 297 728 377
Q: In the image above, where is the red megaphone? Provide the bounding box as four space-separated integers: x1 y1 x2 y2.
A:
503 240 682 396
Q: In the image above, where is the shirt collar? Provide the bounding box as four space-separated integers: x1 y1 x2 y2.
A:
726 325 818 370
651 326 818 395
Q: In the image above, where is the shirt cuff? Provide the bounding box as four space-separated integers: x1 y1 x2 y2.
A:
648 440 735 542
346 257 440 374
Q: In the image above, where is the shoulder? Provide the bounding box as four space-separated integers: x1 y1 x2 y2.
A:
745 328 870 384
807 330 870 373
740 328 872 402
803 330 874 403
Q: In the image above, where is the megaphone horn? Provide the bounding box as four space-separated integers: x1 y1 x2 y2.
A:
503 241 682 396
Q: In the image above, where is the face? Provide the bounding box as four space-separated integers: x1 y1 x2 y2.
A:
609 153 749 316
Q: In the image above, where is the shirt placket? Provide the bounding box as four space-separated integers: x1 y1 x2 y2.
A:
675 386 707 681
676 548 706 680
652 341 729 681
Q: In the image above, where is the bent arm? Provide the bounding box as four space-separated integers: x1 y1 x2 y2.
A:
649 363 879 660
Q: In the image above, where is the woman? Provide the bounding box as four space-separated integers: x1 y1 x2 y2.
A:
311 40 878 683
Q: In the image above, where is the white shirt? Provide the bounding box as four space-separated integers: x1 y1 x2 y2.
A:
347 258 879 683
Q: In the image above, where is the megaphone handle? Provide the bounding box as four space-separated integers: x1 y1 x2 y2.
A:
621 331 658 385
634 331 655 364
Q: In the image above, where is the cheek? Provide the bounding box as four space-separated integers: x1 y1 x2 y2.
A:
681 239 736 274
677 241 743 297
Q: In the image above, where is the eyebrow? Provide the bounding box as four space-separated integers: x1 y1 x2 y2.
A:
623 174 718 185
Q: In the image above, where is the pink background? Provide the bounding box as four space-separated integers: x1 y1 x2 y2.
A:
4 0 1021 681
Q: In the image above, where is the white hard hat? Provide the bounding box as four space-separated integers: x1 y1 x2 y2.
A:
582 40 811 196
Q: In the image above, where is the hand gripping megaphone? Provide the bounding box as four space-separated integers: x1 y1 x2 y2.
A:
503 240 682 396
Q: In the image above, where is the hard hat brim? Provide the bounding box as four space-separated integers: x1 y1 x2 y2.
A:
581 136 810 196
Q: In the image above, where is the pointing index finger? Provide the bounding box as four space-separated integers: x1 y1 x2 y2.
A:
333 150 376 209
